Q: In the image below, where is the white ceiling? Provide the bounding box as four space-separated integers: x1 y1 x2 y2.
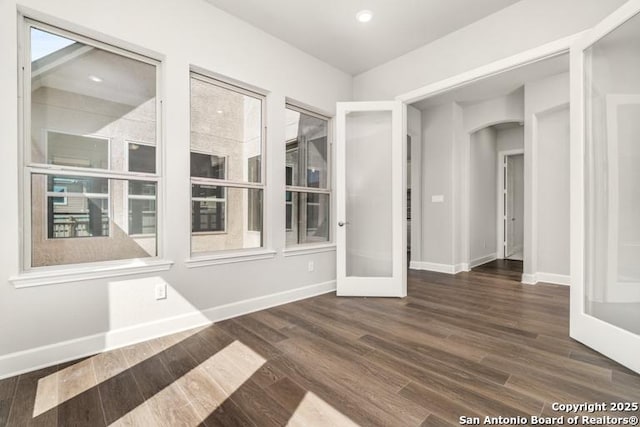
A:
205 0 521 75
411 53 569 110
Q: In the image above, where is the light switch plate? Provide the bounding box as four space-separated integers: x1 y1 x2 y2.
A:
155 282 167 300
431 195 444 203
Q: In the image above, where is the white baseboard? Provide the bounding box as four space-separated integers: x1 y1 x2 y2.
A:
454 263 470 273
409 261 471 274
410 259 491 274
536 272 571 286
520 272 570 286
469 253 498 269
410 261 456 274
0 280 336 380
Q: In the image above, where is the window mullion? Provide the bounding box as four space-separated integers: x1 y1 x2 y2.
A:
29 165 159 181
285 185 330 194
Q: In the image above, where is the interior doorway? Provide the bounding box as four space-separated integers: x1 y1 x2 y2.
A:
406 52 570 284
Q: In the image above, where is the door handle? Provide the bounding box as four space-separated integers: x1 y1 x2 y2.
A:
338 221 350 227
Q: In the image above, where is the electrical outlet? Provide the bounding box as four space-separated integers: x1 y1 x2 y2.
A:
308 261 314 272
155 282 167 300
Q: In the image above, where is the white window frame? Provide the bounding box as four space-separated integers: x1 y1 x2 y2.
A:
284 102 332 248
16 16 167 280
188 70 267 258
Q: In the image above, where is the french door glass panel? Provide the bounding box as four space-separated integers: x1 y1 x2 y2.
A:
345 111 393 277
584 11 640 335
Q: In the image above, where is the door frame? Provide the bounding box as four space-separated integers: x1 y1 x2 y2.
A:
569 0 640 373
335 101 407 297
397 35 579 280
497 149 524 259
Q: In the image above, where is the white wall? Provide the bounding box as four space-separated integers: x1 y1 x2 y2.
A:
420 103 455 267
463 89 524 133
0 0 352 377
523 72 570 284
469 127 498 264
353 0 626 100
412 92 524 273
537 107 570 276
496 125 524 152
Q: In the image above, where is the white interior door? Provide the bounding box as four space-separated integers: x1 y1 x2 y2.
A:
571 0 640 373
506 156 515 257
335 101 407 297
505 154 524 258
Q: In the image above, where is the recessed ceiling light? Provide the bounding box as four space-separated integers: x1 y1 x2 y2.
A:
88 75 103 83
356 10 373 23
216 109 224 114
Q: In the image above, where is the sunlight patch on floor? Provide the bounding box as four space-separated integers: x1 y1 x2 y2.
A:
287 391 360 427
111 340 267 426
199 340 267 396
32 326 204 418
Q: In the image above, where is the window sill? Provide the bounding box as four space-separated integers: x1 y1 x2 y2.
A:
10 259 174 289
185 249 277 268
283 243 336 257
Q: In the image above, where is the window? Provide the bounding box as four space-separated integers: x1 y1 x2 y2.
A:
190 72 265 254
22 20 160 268
285 104 331 246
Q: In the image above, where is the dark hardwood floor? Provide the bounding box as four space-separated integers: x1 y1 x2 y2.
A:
472 258 523 281
1 268 639 426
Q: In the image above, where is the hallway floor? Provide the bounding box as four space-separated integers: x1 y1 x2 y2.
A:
472 258 524 282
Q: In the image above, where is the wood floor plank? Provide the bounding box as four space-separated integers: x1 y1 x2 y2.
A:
276 331 410 393
6 366 59 427
270 349 426 426
421 413 457 427
92 349 154 426
0 375 18 426
216 377 292 427
199 398 256 427
359 334 510 385
399 381 483 425
121 341 202 427
277 334 429 425
54 357 105 426
232 315 289 344
450 332 614 385
265 377 307 414
365 348 544 417
269 307 373 356
215 319 283 360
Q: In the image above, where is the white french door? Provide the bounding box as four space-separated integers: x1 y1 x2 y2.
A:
571 0 640 373
335 101 407 297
